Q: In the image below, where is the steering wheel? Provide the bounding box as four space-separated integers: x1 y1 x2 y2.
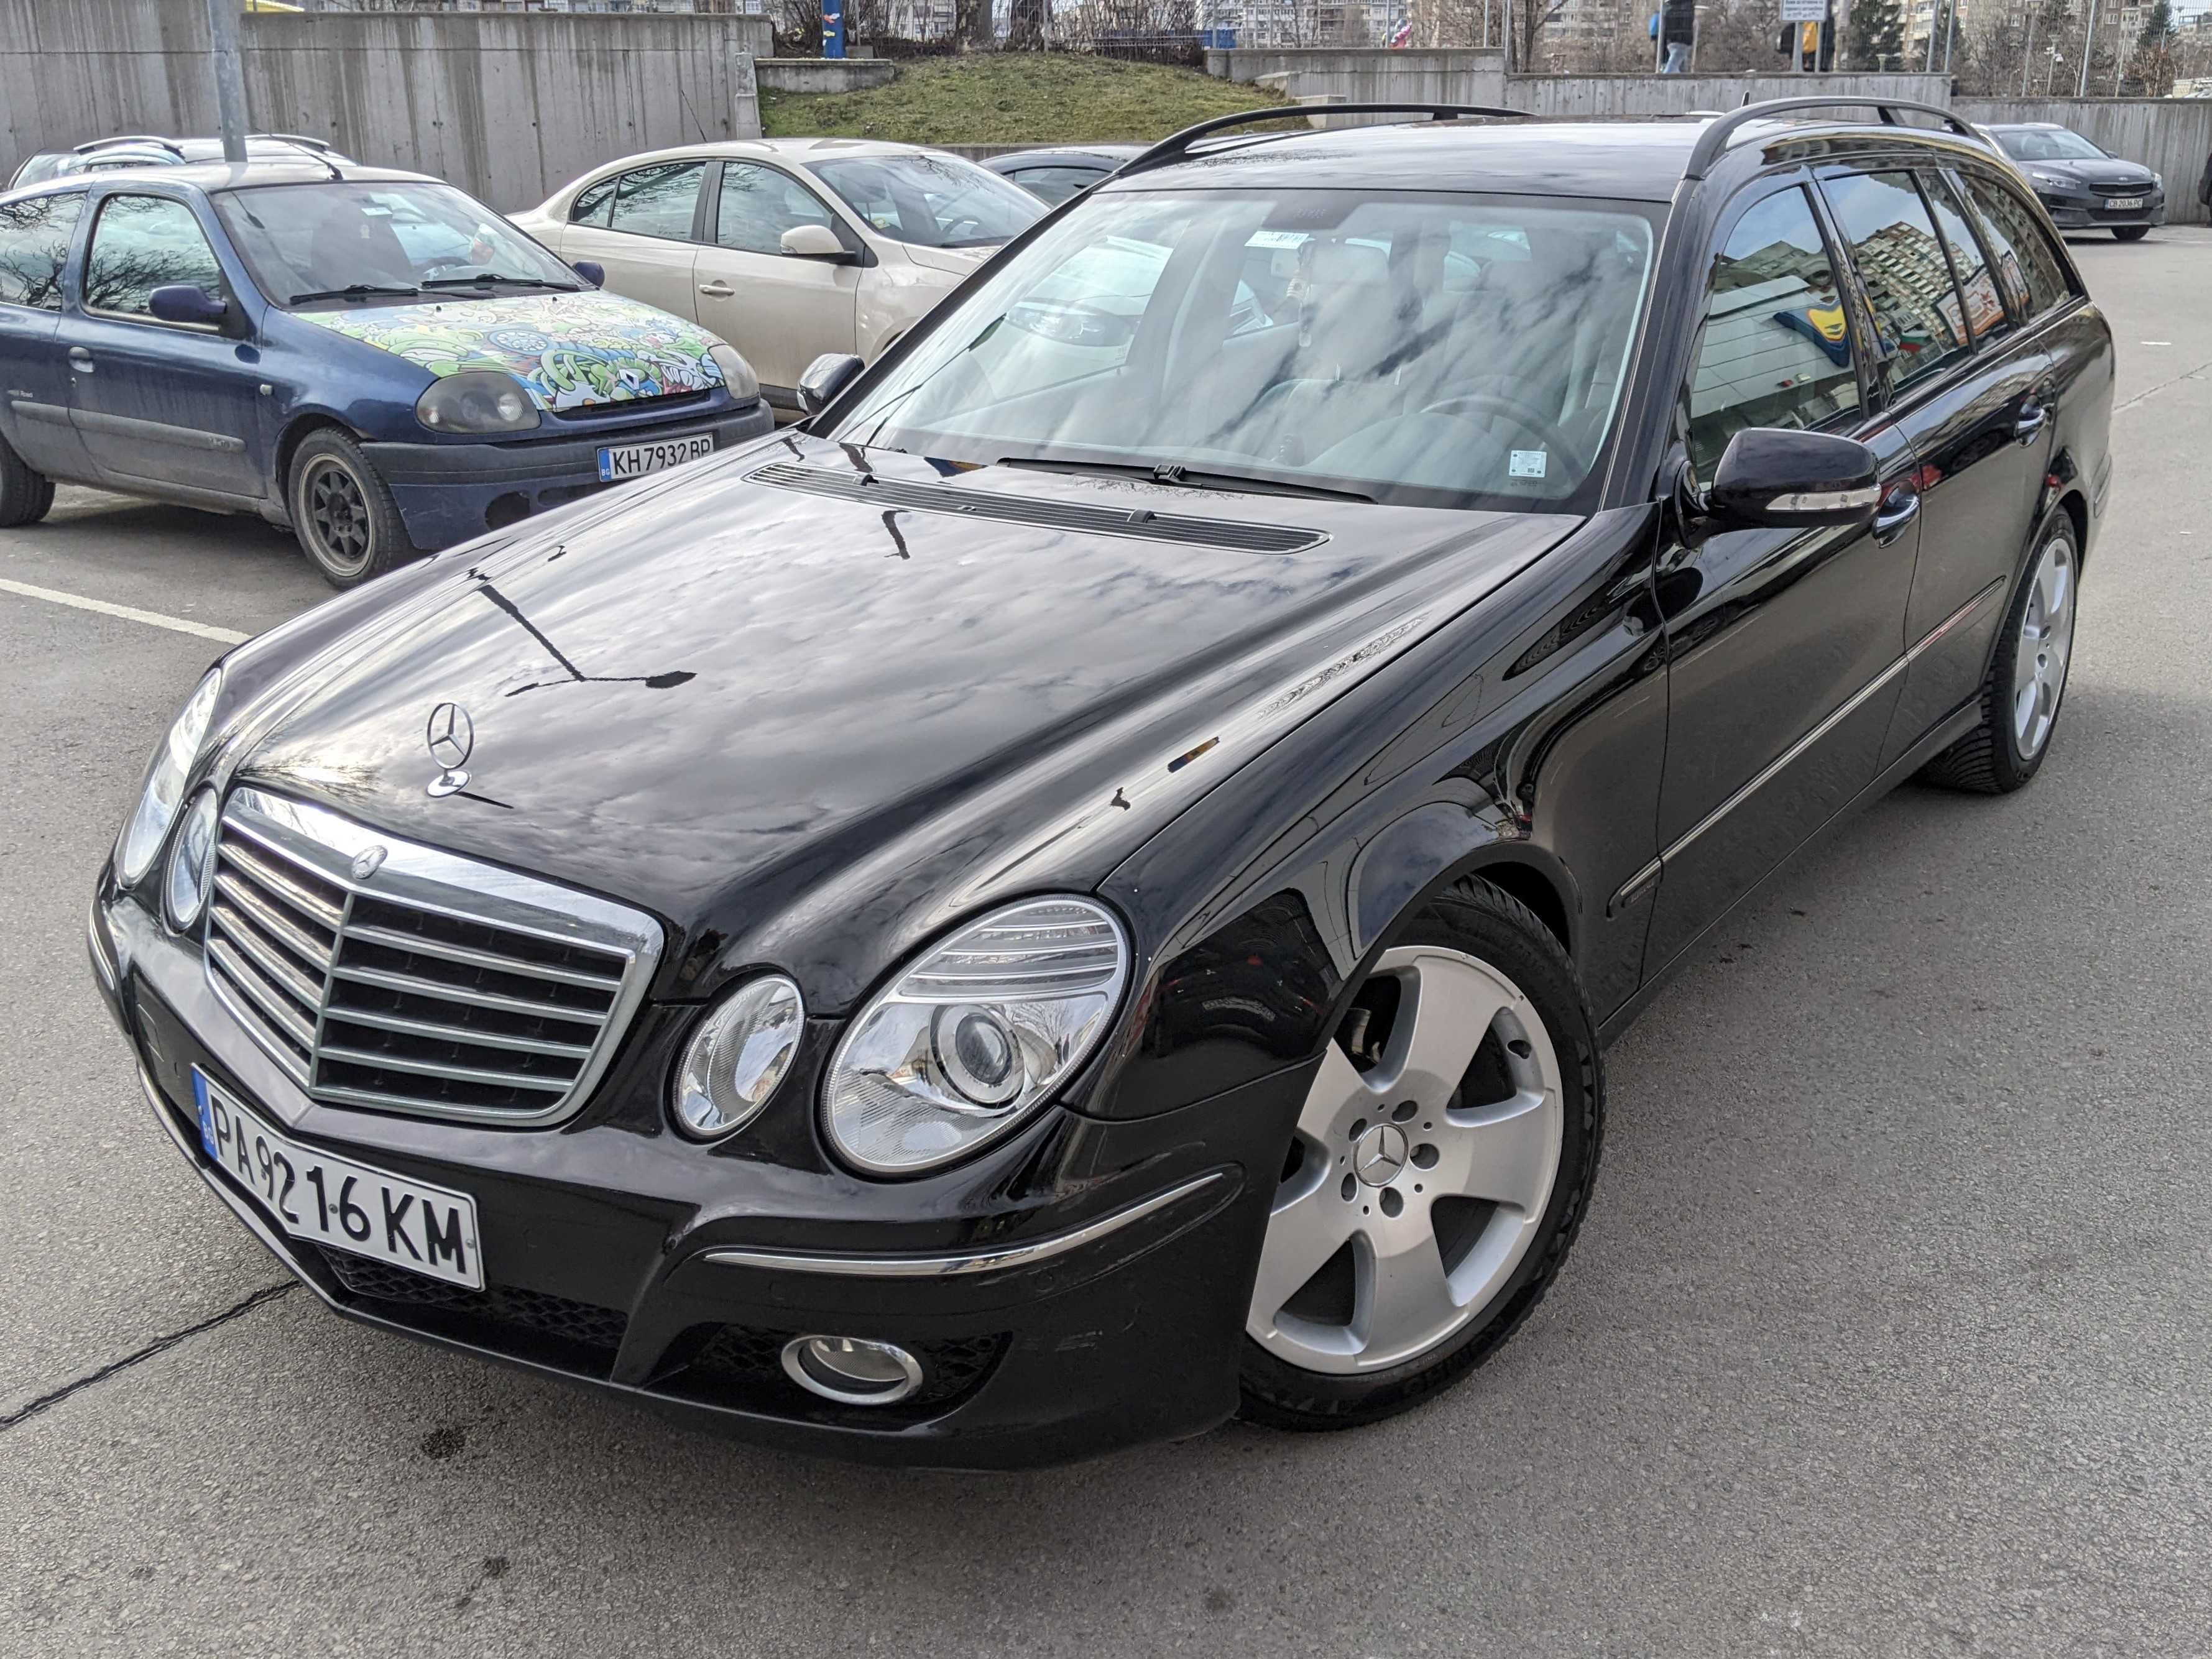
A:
1421 392 1590 483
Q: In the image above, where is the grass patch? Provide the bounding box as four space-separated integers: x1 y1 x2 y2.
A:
758 53 1288 147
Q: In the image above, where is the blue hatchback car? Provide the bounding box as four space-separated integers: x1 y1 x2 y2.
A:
0 158 773 584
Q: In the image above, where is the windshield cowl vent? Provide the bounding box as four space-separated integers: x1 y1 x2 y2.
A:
746 461 1328 554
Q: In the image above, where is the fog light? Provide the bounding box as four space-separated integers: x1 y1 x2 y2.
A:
164 789 220 930
780 1335 923 1405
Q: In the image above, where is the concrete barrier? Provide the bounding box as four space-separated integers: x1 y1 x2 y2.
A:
755 58 897 94
1207 47 1508 107
1958 98 2212 225
0 0 771 211
1511 73 1953 117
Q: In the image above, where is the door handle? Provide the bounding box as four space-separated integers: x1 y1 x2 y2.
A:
1873 486 1920 545
2014 401 2049 444
67 347 94 374
697 281 735 298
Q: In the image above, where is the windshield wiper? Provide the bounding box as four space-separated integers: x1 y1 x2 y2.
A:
423 273 579 291
997 456 1375 503
289 282 420 304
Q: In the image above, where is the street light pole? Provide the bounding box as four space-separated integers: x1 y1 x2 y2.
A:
205 0 249 165
2076 0 2099 97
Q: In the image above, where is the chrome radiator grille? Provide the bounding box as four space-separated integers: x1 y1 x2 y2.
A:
203 788 661 1126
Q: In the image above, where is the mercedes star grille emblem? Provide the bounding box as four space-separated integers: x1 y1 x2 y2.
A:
350 845 388 881
425 701 474 797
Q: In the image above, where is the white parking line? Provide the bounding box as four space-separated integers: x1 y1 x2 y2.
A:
0 578 248 645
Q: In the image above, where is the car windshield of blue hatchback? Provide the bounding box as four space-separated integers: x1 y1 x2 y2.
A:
213 180 582 308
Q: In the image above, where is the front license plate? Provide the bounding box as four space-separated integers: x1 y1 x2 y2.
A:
193 1071 484 1289
2104 196 2144 211
597 433 715 482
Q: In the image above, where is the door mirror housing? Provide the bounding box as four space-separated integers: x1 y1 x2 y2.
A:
1704 428 1881 532
571 259 605 288
797 352 864 417
147 283 229 328
781 223 856 262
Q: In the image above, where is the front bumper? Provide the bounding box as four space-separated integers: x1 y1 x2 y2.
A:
2038 188 2166 229
364 398 775 551
92 883 1297 1469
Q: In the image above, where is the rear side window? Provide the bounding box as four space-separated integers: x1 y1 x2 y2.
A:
1008 165 1104 206
569 176 616 227
1822 171 1970 397
1683 186 1861 485
1920 172 2009 344
608 162 704 241
83 194 224 318
1961 173 2071 319
0 191 81 311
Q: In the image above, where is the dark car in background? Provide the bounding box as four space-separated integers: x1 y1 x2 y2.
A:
982 144 1144 205
91 98 2112 1468
1986 122 2164 239
0 157 770 584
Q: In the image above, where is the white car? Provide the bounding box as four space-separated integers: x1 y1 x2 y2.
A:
514 139 1044 413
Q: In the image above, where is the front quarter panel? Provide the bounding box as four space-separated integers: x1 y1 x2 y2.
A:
855 250 960 359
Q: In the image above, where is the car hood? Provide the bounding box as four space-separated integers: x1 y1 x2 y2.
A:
294 289 729 413
233 437 1578 1006
2027 157 2157 188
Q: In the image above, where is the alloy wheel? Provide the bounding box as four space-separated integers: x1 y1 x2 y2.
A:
2012 534 2075 758
1247 944 1565 1375
302 456 374 579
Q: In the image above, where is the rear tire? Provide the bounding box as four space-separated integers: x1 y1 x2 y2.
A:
1238 877 1603 1431
0 430 56 528
2113 226 2150 242
288 428 410 589
1919 512 2079 794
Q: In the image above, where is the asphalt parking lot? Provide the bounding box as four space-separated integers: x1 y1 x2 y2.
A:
5 227 2211 1658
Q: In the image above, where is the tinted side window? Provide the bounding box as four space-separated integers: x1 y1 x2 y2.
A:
714 162 837 255
1822 171 1970 397
1920 172 2008 344
1684 186 1861 484
608 162 704 241
569 177 616 226
84 195 224 318
1962 173 2071 319
0 191 82 311
1009 165 1104 206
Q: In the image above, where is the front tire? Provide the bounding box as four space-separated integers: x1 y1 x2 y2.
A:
0 430 56 528
1919 512 2079 794
2113 226 2150 242
288 428 410 588
1239 878 1603 1431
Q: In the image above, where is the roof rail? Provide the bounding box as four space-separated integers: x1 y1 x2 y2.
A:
247 131 338 154
74 135 185 157
1684 96 1985 180
1121 103 1532 178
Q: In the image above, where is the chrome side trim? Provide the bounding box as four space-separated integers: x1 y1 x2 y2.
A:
702 1172 1227 1280
1656 579 2004 868
88 898 119 995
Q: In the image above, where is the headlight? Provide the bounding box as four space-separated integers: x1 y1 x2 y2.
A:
415 370 540 434
164 789 220 929
2152 172 2163 190
2031 170 2071 190
708 342 759 402
822 896 1129 1177
671 974 805 1139
117 670 222 886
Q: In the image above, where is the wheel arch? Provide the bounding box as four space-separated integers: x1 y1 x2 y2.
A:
273 410 362 501
1347 804 1579 963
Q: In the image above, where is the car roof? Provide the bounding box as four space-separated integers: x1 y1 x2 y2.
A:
988 145 1146 165
1100 114 1991 202
1 157 444 202
1984 122 2071 132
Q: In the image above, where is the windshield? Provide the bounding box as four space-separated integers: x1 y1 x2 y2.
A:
213 181 580 307
1997 128 2107 162
831 189 1657 511
809 152 1043 249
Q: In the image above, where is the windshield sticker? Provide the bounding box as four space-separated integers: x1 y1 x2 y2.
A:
1509 450 1549 480
297 290 726 412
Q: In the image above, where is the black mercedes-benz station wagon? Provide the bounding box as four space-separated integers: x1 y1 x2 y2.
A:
91 98 2113 1468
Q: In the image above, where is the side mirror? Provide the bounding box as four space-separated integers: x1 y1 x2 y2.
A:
1705 428 1880 532
571 259 605 288
148 283 229 328
797 352 864 417
781 223 855 262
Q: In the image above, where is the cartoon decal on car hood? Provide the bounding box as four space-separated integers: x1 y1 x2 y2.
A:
298 290 726 411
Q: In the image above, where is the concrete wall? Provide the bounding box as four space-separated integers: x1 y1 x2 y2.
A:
1207 48 1508 106
0 0 770 211
1958 98 2212 224
1511 73 1953 117
754 57 896 94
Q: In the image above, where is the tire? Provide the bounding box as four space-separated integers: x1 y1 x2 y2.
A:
1238 876 1603 1431
1919 511 2080 794
2113 226 2150 242
0 429 56 529
287 428 411 588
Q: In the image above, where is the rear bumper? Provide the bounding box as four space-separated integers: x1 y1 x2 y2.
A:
93 882 1295 1470
364 398 774 551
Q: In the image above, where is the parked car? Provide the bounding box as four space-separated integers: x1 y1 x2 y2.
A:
1984 122 2164 240
0 157 771 585
92 99 2111 1468
982 144 1145 205
8 132 355 191
512 139 1043 414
